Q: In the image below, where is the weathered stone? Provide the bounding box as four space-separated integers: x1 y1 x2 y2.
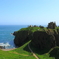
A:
28 25 33 27
14 30 32 46
31 31 56 50
47 22 56 29
39 25 44 28
0 46 2 49
34 25 38 27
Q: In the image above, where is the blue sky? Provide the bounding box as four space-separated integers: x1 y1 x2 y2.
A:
0 0 59 25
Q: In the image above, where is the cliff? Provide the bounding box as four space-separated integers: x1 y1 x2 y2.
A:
13 27 40 46
13 22 59 50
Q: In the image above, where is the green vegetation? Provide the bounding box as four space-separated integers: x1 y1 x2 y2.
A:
0 41 36 59
13 25 59 59
30 43 55 59
0 40 59 59
10 41 31 55
17 27 46 32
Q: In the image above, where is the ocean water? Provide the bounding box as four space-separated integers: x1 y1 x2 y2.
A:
0 25 27 49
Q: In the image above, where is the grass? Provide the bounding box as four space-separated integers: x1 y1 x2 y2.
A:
0 40 59 59
10 40 31 55
16 27 47 32
29 43 59 59
0 50 35 59
16 26 59 34
0 41 36 59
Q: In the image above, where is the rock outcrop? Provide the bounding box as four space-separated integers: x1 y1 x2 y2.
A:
47 22 56 29
39 25 44 28
13 30 32 46
13 22 59 50
31 30 56 50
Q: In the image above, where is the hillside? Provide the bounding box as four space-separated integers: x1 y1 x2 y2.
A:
0 22 59 59
0 41 59 59
13 22 59 59
0 41 36 59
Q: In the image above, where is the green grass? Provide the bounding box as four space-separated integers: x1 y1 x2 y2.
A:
0 40 59 59
0 41 36 59
0 50 35 59
16 26 59 34
29 43 59 59
15 26 59 33
56 27 59 29
10 41 31 55
17 27 47 32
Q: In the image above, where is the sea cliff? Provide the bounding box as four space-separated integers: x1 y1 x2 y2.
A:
13 22 59 50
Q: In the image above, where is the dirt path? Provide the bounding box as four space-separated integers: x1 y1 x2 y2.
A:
28 44 39 59
1 44 40 58
10 51 29 56
1 48 16 51
1 48 29 56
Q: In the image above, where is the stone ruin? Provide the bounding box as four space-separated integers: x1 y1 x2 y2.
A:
47 22 56 29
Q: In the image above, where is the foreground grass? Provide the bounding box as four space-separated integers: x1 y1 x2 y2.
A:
0 41 36 59
10 41 32 56
0 50 35 59
0 40 59 59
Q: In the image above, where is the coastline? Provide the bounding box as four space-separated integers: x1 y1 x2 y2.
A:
1 48 16 51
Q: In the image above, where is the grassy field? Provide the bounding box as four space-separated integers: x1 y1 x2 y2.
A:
0 41 36 59
0 41 59 59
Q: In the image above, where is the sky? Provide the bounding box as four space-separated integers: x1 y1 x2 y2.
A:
0 0 59 25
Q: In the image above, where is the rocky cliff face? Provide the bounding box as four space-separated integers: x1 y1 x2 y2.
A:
13 22 59 50
13 30 32 46
14 29 59 50
31 31 56 50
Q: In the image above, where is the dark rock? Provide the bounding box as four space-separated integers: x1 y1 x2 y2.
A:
49 47 59 59
31 30 56 50
0 46 3 49
57 29 59 34
13 24 59 50
13 31 17 35
14 30 32 47
47 22 56 29
39 25 44 28
34 25 38 27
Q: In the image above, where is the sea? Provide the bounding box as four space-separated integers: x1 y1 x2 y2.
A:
0 25 28 49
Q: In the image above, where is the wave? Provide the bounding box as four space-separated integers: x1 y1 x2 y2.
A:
0 42 10 46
